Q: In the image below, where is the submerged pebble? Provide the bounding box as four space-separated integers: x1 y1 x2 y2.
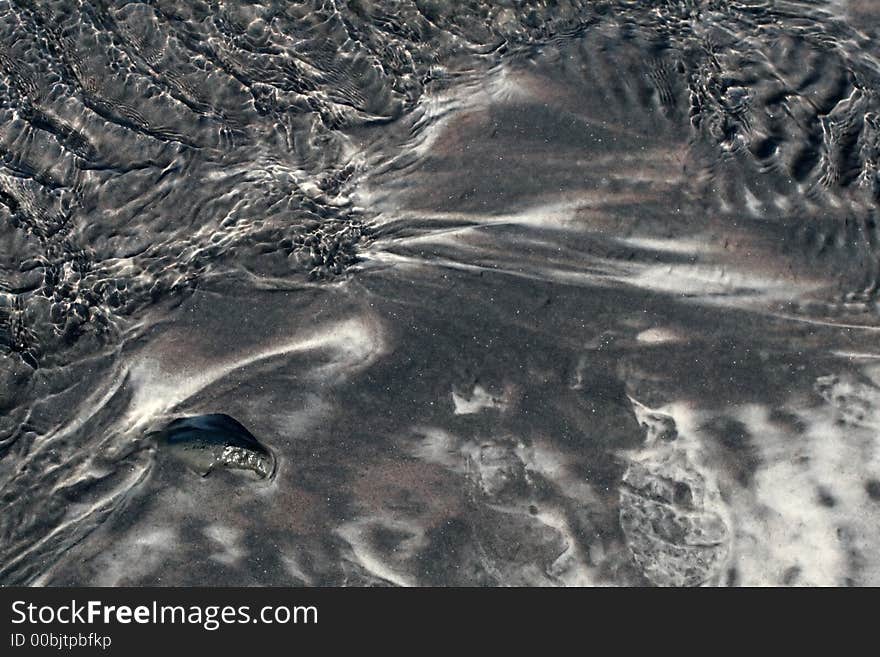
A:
154 414 276 480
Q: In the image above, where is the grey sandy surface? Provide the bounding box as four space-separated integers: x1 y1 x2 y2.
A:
2 1 880 586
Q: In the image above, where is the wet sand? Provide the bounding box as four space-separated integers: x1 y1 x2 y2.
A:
2 1 880 586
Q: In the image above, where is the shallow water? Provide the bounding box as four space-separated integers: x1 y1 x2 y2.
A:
2 0 880 586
